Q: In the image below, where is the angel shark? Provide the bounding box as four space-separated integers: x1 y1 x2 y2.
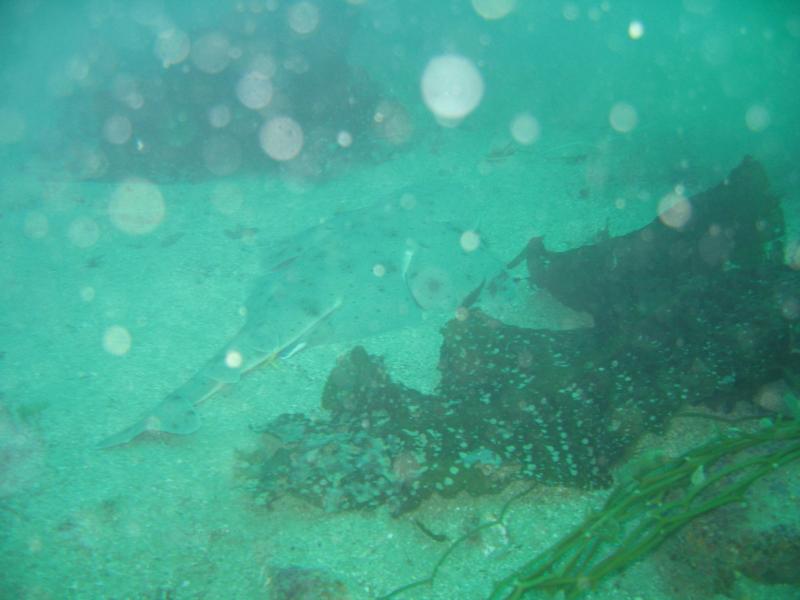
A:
97 195 522 449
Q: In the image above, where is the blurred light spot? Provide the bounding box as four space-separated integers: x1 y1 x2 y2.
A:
225 350 243 369
455 306 470 321
68 217 101 248
0 108 26 144
202 134 242 176
236 71 273 110
745 104 770 132
103 115 132 145
421 54 484 126
615 197 626 209
210 182 245 215
337 130 353 148
628 20 645 40
191 32 231 74
109 178 166 235
288 1 320 35
155 28 190 68
24 212 49 239
510 112 540 145
372 263 386 277
658 190 692 229
562 3 580 21
208 104 232 128
471 0 516 20
103 325 132 356
609 102 638 133
80 286 95 302
259 116 304 161
460 230 481 253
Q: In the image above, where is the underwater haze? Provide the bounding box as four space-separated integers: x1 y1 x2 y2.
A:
1 1 800 599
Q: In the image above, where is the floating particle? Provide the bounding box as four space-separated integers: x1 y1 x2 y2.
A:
236 71 273 110
609 102 638 133
202 134 242 176
472 0 516 20
260 116 304 161
103 115 132 145
155 28 190 67
103 325 132 356
108 178 165 235
208 104 231 128
657 190 692 229
460 230 481 253
421 54 484 126
510 112 540 145
745 104 770 132
628 20 645 40
191 32 230 74
68 217 101 248
288 1 320 35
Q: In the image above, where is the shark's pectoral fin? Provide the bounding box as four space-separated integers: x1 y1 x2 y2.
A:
96 396 200 449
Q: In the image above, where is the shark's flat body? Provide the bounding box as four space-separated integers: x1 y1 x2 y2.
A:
97 197 517 448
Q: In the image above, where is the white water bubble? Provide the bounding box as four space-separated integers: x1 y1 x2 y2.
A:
471 0 516 20
208 104 232 128
745 104 770 132
103 325 132 356
236 71 273 110
155 28 190 68
609 102 638 133
108 178 166 235
259 116 304 161
68 217 101 248
510 112 540 145
288 1 320 35
191 32 231 74
103 115 132 145
421 54 484 126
